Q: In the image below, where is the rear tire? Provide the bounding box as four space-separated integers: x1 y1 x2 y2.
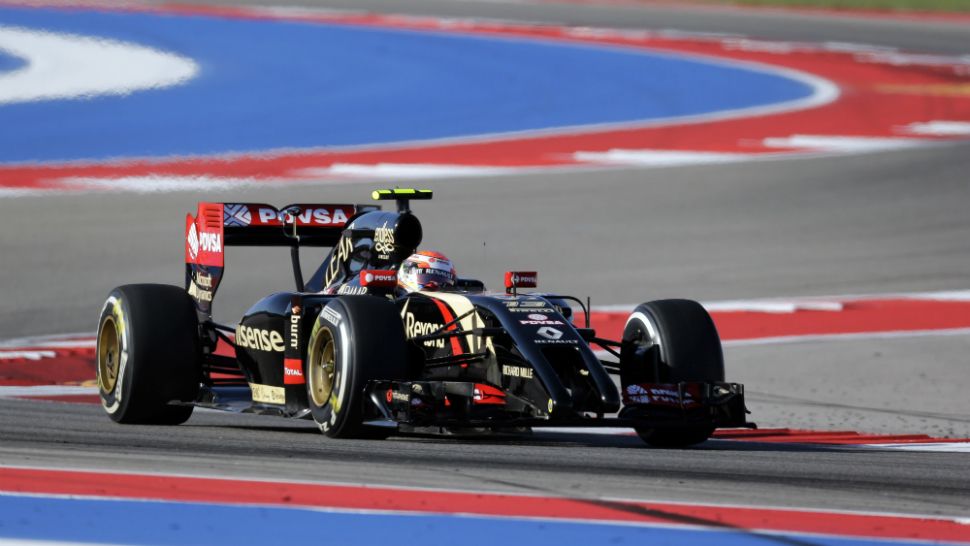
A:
305 296 409 439
96 284 201 424
620 299 723 447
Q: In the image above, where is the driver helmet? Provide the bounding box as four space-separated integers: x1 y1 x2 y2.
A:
398 251 457 292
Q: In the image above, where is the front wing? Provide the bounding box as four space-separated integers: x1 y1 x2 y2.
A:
364 380 750 430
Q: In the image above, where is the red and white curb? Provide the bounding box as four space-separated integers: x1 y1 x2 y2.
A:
0 3 969 195
590 289 970 346
2 465 969 543
533 427 970 452
521 0 970 25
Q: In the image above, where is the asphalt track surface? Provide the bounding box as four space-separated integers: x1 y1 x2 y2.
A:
1 0 969 520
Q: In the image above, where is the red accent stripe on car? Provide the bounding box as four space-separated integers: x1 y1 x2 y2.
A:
429 299 465 357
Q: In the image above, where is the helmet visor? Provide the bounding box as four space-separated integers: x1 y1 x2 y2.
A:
413 267 455 288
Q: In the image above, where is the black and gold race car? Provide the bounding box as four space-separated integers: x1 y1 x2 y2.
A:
96 189 750 446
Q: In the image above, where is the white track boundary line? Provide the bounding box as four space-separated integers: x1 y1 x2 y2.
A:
0 386 96 397
722 327 970 348
593 288 970 313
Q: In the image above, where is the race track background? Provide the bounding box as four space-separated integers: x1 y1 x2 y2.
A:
0 1 968 544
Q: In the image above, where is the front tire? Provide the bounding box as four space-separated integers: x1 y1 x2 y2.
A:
620 299 724 447
96 284 201 424
305 296 409 439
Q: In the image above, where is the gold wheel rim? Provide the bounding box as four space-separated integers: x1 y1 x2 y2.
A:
97 316 120 393
309 327 336 407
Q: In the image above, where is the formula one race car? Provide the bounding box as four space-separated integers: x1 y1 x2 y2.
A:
96 189 750 446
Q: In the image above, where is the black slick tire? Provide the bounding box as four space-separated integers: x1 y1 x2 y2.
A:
620 299 724 447
305 296 409 439
96 284 201 424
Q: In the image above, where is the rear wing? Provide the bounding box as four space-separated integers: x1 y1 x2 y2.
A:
184 202 377 315
186 202 379 265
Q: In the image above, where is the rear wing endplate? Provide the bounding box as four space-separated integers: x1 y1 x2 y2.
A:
184 202 376 315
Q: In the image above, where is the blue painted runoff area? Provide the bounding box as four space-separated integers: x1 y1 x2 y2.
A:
0 50 26 72
0 495 951 546
0 6 815 163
